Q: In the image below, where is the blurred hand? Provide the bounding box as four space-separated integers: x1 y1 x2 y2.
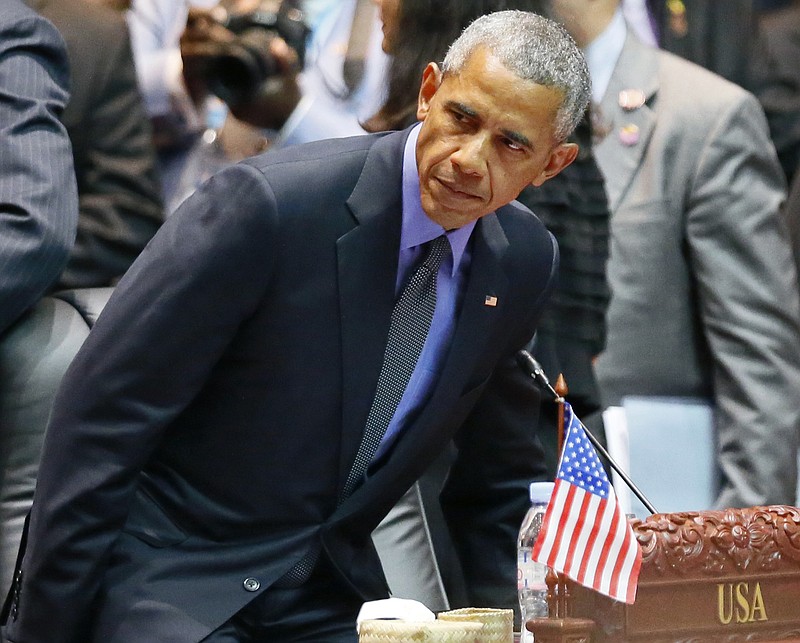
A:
180 6 235 108
179 2 302 128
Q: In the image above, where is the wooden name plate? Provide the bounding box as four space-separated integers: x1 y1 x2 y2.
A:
568 505 800 642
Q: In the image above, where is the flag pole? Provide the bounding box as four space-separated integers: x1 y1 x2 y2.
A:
555 374 568 456
554 374 569 619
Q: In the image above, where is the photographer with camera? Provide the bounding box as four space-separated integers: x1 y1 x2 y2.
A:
127 0 307 211
180 0 308 129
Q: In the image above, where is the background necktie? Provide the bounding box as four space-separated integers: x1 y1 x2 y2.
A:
276 235 450 587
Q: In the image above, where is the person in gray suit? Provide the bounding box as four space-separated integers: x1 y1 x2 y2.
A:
548 0 800 509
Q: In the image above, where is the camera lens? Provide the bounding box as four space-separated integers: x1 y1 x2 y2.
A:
207 29 279 107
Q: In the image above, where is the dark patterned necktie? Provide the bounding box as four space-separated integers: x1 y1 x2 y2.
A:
276 235 450 588
341 234 450 498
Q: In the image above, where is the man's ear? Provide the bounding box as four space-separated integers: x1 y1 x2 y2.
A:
417 62 443 121
530 142 580 187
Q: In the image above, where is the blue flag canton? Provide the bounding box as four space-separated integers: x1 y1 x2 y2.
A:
557 408 611 498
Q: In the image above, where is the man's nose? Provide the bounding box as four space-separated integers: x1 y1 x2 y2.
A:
451 134 490 176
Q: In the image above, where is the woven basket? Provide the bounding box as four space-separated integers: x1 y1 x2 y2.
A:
358 619 484 642
437 607 514 642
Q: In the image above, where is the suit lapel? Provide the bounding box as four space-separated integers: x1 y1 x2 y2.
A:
437 214 510 389
336 130 406 490
334 212 512 515
595 34 659 210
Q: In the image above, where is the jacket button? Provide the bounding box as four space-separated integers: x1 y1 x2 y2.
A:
243 577 260 592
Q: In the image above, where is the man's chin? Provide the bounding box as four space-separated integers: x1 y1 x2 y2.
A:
425 207 485 230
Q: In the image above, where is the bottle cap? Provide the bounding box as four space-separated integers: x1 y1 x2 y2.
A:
529 481 555 504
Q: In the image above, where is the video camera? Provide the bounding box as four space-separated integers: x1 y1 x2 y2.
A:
205 1 309 107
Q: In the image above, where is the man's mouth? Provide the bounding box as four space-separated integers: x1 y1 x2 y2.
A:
436 178 481 201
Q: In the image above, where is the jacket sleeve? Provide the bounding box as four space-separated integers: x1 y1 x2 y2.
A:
687 90 800 507
0 9 77 333
4 164 277 643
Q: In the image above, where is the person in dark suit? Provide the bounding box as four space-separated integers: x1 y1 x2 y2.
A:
3 10 589 642
363 0 609 611
0 0 78 592
0 0 77 334
636 0 757 89
27 0 164 289
750 0 800 185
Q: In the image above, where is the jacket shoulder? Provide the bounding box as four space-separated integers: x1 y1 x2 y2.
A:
246 130 398 172
656 48 753 108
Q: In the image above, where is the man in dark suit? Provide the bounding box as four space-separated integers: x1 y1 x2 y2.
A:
3 11 589 642
750 0 800 185
27 0 164 289
0 0 79 591
0 0 162 598
0 0 77 334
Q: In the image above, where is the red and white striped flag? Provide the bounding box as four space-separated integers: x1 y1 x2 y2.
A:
532 402 642 603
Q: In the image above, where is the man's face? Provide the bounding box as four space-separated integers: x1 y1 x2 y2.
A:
415 47 578 230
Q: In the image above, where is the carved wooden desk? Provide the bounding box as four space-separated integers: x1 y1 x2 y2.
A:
537 505 800 642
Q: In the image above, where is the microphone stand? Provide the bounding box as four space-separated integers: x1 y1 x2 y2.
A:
516 350 658 516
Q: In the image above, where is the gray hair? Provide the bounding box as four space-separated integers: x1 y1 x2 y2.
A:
442 10 591 141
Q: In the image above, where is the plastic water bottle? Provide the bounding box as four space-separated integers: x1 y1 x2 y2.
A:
518 481 554 642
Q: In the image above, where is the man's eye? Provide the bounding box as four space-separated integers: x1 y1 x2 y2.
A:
503 138 524 151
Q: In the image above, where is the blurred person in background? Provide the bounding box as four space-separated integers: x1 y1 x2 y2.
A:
0 0 78 598
750 0 800 186
0 1 77 333
125 0 305 211
624 0 757 89
548 0 800 509
27 0 163 289
270 0 391 147
1 0 161 598
750 0 800 279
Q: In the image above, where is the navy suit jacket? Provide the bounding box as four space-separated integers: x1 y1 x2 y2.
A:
6 128 557 642
0 0 77 334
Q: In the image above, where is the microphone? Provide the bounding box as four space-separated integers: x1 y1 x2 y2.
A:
516 350 658 515
515 350 563 402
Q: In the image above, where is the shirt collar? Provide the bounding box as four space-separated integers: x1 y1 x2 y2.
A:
584 7 628 103
401 123 476 275
622 0 658 46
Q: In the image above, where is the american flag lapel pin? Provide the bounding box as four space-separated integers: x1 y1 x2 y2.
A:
484 295 498 307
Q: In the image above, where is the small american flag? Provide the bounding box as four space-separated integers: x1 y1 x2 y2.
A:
532 402 641 603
